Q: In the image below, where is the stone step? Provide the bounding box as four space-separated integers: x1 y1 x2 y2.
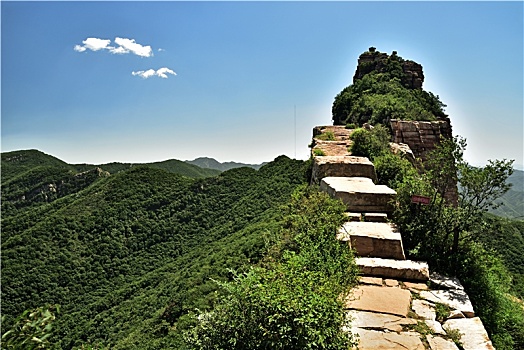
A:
338 222 406 260
362 212 389 222
311 156 377 184
320 177 396 213
344 212 389 222
356 257 429 281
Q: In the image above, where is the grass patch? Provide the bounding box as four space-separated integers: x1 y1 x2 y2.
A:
313 149 326 157
316 131 336 141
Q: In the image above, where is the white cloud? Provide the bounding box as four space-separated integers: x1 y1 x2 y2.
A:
132 67 177 79
74 37 153 57
113 37 153 57
82 37 112 51
158 48 165 52
74 45 86 52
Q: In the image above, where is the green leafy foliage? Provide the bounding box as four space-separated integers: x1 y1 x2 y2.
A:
349 125 390 160
383 136 524 348
315 131 336 141
1 152 310 349
184 187 359 349
1 305 59 349
332 50 447 126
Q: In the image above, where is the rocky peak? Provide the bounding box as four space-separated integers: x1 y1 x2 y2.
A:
353 47 424 89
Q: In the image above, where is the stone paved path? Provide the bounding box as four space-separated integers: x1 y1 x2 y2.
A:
311 125 495 350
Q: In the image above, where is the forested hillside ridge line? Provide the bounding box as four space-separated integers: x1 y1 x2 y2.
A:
1 155 320 348
487 169 524 219
185 157 267 171
1 149 220 218
1 149 220 182
332 47 448 126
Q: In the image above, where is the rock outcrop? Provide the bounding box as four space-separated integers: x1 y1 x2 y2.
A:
353 47 424 89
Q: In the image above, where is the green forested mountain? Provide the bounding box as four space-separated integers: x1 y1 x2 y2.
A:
488 169 524 219
1 151 310 348
185 157 266 171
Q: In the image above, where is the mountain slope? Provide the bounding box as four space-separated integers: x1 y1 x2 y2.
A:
186 156 266 171
489 169 524 219
1 149 74 182
1 155 309 348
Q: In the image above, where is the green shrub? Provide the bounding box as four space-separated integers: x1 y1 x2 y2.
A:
313 149 326 157
349 125 390 160
316 131 336 141
184 186 360 349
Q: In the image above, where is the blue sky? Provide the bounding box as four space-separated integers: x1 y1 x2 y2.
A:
2 1 523 168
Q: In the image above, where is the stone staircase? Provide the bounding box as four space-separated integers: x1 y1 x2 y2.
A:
311 125 495 350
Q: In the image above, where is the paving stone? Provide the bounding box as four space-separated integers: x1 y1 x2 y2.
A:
320 177 396 213
426 335 460 350
344 285 411 317
351 328 425 350
419 290 475 318
356 257 430 281
430 272 465 290
425 320 446 335
443 317 495 350
384 279 399 287
412 299 436 320
338 222 405 260
403 281 429 290
347 310 417 332
447 310 465 319
359 276 383 286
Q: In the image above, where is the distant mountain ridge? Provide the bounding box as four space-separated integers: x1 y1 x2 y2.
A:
488 169 524 219
185 156 267 171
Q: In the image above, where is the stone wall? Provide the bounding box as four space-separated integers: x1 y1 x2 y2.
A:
390 118 458 204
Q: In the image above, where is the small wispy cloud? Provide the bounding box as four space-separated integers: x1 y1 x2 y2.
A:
158 48 165 52
132 67 177 79
74 37 153 57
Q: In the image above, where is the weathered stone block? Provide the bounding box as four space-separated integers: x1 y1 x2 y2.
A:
311 156 377 184
426 335 460 350
338 222 405 260
443 318 494 350
344 285 411 317
351 328 425 350
347 310 417 332
419 290 475 318
356 257 430 281
320 177 396 213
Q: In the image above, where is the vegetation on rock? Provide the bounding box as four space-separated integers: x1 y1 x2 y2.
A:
332 48 447 126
